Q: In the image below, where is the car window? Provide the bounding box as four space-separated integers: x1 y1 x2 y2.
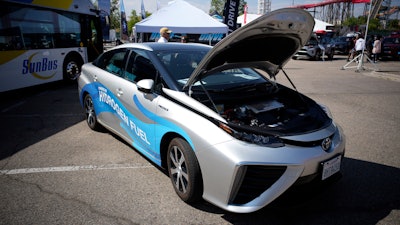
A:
95 48 128 77
125 49 157 82
309 39 318 45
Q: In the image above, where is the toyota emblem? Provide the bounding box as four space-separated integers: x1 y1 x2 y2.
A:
321 137 332 151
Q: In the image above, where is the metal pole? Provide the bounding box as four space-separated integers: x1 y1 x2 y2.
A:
357 0 373 71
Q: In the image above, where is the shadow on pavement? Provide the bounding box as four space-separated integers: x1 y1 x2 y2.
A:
0 82 84 159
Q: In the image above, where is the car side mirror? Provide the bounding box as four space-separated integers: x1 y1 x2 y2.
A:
137 79 154 93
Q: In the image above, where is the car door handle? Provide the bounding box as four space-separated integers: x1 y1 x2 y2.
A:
116 88 123 97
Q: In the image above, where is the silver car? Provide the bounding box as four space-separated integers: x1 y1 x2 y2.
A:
78 8 345 213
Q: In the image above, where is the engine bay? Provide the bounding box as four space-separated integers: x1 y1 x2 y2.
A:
191 83 330 135
221 97 313 130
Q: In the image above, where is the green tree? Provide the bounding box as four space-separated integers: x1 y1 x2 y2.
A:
344 16 384 32
128 10 140 35
343 16 365 27
388 19 400 30
127 10 152 36
110 0 120 30
209 0 247 15
367 18 380 31
238 0 248 15
210 0 225 14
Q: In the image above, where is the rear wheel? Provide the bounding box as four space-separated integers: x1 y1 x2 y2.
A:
314 51 321 61
328 51 334 60
167 138 203 202
84 94 101 131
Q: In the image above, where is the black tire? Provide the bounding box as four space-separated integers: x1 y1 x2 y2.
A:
63 55 82 82
314 51 321 61
328 51 334 60
167 138 203 202
83 94 102 131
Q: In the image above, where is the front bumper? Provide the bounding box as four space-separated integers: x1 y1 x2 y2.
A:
195 124 345 213
294 48 315 59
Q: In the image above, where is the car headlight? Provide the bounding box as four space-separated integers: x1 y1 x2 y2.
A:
319 104 333 119
218 122 284 147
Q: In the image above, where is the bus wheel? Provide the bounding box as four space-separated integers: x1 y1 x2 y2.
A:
63 55 82 81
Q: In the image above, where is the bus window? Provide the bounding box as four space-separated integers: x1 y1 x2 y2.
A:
0 1 103 92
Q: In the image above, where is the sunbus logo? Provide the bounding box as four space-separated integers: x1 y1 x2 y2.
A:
22 52 58 79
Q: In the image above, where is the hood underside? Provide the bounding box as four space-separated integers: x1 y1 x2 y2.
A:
184 8 315 89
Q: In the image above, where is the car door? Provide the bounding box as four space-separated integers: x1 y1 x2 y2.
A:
115 49 162 164
89 48 130 131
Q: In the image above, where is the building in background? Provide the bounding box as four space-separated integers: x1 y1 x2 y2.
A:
258 0 271 14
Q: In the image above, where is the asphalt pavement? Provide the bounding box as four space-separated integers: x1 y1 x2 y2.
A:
0 55 399 225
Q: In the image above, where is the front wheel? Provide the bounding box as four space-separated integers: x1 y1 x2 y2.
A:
167 138 203 202
314 51 322 61
84 94 102 131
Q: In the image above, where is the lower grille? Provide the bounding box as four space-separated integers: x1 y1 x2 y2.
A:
231 165 287 205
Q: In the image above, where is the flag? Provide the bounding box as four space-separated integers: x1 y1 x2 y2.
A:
141 0 146 19
156 0 160 11
120 0 128 40
244 4 248 24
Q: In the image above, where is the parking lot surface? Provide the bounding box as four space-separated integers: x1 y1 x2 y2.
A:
1 56 399 224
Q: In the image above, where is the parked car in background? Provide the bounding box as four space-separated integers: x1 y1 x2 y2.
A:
77 8 345 213
293 34 335 60
381 36 400 60
320 36 336 60
333 36 354 55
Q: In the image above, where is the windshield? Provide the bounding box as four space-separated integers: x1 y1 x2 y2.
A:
155 49 268 91
189 68 267 91
155 50 208 84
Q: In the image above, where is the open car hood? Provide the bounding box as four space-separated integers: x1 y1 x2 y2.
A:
184 8 314 89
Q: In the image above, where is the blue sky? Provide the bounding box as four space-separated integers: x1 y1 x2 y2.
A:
124 0 400 18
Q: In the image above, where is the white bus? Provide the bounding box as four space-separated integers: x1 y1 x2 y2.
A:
0 0 104 92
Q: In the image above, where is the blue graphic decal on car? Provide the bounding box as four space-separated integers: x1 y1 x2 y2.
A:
82 83 160 161
81 82 193 165
133 95 194 149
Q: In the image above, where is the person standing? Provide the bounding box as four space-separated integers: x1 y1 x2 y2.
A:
347 36 356 61
354 34 365 61
372 35 382 63
157 27 172 43
181 35 188 43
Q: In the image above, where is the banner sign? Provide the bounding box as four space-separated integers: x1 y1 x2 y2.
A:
120 0 129 40
98 0 111 41
223 0 240 34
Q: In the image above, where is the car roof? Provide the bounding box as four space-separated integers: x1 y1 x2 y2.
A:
110 42 212 52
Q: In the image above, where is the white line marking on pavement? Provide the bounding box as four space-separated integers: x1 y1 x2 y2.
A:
0 163 153 175
1 100 26 113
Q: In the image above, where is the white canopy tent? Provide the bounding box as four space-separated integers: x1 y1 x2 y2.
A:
313 19 334 31
135 0 228 34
